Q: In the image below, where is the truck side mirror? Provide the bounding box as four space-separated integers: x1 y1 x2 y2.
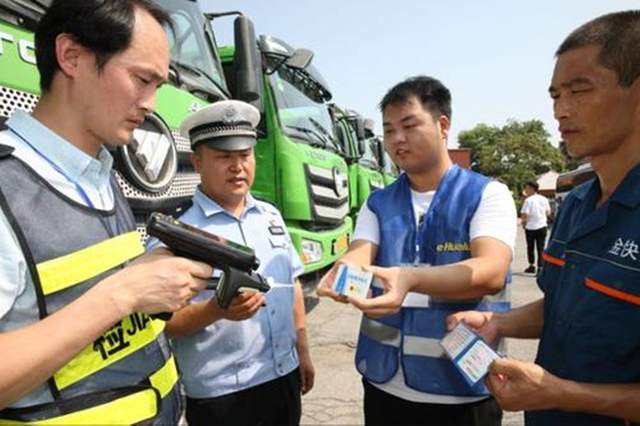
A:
286 48 313 70
354 117 366 141
233 16 263 112
376 139 385 167
364 118 375 138
357 138 366 158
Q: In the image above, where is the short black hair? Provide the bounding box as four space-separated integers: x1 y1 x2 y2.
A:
35 0 172 93
525 181 539 192
379 76 452 121
556 10 640 87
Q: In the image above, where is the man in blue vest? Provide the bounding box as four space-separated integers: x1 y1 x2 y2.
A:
0 1 211 424
447 10 640 426
318 76 516 426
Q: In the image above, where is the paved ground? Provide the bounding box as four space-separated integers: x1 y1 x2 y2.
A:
301 228 544 425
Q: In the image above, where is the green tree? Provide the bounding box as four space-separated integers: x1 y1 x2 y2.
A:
458 119 565 196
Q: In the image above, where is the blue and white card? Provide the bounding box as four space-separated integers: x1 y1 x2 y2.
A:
440 322 499 386
332 264 373 298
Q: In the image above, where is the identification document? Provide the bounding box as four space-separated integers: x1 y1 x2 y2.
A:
440 322 499 386
332 264 373 298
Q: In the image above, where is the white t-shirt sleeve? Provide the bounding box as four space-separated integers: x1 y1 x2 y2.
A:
470 181 517 253
544 197 551 215
352 201 380 245
0 209 27 319
520 197 531 215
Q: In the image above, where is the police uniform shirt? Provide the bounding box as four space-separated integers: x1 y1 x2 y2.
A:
0 110 115 407
147 187 305 398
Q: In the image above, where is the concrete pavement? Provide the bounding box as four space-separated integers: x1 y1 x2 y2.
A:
301 228 544 425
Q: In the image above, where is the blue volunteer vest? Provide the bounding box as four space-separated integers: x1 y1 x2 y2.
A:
355 166 511 396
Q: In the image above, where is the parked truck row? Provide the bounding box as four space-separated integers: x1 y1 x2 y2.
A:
0 0 398 289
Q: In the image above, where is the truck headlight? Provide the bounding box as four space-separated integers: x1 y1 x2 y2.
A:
301 239 323 264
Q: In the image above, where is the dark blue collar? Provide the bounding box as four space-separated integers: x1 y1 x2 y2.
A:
574 162 640 209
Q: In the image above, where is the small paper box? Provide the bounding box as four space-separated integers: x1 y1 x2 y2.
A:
440 322 499 386
332 264 373 299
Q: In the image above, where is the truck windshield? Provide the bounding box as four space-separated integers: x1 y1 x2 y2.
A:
383 151 398 176
269 62 341 153
157 0 228 98
359 138 380 169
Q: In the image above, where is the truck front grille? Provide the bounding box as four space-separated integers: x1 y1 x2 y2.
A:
305 164 349 223
0 85 200 234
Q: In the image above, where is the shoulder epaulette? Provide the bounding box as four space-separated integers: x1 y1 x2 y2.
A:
0 144 15 159
171 199 194 219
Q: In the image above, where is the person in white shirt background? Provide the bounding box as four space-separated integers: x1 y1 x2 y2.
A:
520 181 551 274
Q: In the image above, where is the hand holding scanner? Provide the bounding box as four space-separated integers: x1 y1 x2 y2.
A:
146 212 270 319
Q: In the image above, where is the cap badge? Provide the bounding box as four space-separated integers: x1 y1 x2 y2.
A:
223 104 238 123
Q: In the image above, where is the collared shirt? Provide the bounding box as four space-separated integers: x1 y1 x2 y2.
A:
531 164 640 426
0 111 115 407
147 188 304 398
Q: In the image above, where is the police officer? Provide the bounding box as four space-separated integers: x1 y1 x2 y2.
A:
449 11 640 425
147 100 315 426
0 1 210 424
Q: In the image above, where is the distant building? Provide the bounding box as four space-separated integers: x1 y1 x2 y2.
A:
537 170 559 198
448 148 471 169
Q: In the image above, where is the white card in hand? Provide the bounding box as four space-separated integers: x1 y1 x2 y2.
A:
440 322 499 386
332 264 373 298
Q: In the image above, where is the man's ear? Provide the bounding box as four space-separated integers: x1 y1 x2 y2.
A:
55 33 87 79
630 77 640 121
438 114 451 143
191 151 201 173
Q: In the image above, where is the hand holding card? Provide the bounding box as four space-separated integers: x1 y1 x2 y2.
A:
440 322 500 386
332 264 373 299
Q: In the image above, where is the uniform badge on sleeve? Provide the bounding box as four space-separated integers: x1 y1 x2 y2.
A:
268 218 285 235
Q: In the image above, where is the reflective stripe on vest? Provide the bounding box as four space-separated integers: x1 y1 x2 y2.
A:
32 231 162 391
360 317 401 348
150 355 179 399
0 356 178 425
403 335 445 358
36 231 144 295
54 315 166 390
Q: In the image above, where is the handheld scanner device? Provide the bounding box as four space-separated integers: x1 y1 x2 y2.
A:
146 213 271 317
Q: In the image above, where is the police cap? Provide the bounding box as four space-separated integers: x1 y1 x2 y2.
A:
180 100 260 151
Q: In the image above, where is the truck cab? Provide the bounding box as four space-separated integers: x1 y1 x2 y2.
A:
219 36 352 284
0 0 239 234
373 136 399 186
331 106 384 220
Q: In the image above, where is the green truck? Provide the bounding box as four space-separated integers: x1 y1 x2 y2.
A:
1 0 350 285
218 35 352 283
0 0 259 235
331 106 384 220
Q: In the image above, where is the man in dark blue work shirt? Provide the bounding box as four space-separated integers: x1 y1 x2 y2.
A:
449 10 640 426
